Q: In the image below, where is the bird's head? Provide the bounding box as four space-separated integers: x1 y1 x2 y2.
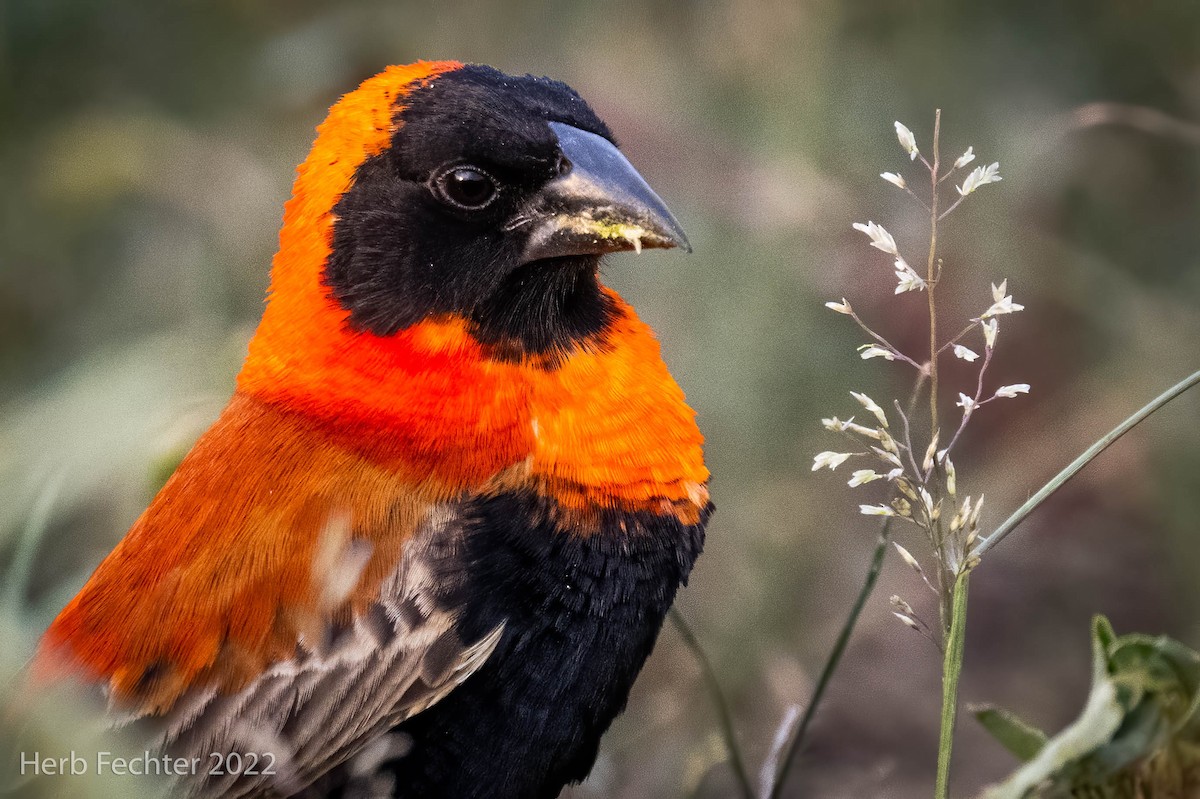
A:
246 61 688 376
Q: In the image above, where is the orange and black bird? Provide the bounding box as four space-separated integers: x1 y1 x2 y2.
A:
32 61 710 798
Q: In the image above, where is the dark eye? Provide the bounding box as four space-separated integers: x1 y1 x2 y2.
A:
433 166 498 210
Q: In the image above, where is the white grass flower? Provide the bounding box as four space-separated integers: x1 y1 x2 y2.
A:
813 451 854 471
825 415 885 440
858 344 897 361
994 383 1031 398
846 422 884 440
893 542 923 572
918 487 936 517
982 280 1024 317
922 431 940 472
970 494 985 528
952 344 980 362
945 457 957 495
895 272 927 294
894 121 919 160
852 221 899 255
957 162 1002 196
983 296 1024 317
886 467 904 481
881 171 906 189
953 146 976 169
861 504 897 517
871 447 904 469
822 416 882 441
848 469 883 487
850 391 890 428
893 612 921 629
956 392 977 415
893 258 927 293
825 298 853 314
951 496 971 532
982 318 999 349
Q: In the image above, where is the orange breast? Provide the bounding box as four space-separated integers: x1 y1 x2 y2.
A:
526 291 709 522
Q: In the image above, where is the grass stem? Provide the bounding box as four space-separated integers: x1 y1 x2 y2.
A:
669 608 755 799
927 109 942 436
974 368 1200 557
934 570 970 799
768 518 894 799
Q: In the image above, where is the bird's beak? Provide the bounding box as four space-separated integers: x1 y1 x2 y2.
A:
518 122 691 264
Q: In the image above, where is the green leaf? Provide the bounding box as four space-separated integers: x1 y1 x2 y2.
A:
980 664 1124 798
978 615 1200 798
971 705 1048 762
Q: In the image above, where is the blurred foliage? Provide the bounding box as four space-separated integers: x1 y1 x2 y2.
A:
978 616 1200 798
0 614 170 798
2 1 1200 797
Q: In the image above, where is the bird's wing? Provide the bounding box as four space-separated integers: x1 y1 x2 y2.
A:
35 392 514 797
159 509 504 799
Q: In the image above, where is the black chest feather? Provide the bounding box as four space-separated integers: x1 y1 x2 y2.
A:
312 490 707 799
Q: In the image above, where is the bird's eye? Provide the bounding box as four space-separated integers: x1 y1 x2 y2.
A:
433 166 499 210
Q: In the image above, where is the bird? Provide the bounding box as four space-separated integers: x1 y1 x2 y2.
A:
31 61 711 799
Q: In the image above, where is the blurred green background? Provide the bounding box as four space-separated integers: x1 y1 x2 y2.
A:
2 1 1199 797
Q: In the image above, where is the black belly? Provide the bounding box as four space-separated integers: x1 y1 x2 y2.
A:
306 489 708 799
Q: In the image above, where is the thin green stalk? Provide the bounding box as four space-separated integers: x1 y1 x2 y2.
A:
768 518 894 799
974 368 1200 557
934 570 970 799
669 608 754 799
925 109 952 636
927 109 942 436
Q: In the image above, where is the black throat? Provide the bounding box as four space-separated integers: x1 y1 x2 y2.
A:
468 256 619 363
